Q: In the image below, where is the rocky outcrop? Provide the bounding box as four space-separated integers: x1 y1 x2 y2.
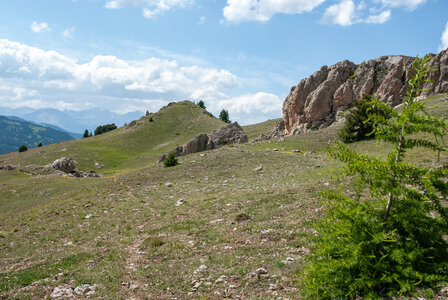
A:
51 157 77 173
254 120 285 142
159 122 248 162
283 48 448 135
50 157 102 178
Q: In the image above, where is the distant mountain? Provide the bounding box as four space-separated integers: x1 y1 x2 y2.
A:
0 116 75 154
0 107 144 134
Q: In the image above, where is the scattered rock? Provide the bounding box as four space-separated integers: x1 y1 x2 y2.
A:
51 286 74 299
73 284 97 295
253 165 263 172
248 267 269 280
175 199 186 206
95 162 105 169
291 149 301 153
282 257 295 264
215 275 227 284
0 165 15 170
51 157 77 173
165 182 173 187
272 148 279 151
84 214 93 219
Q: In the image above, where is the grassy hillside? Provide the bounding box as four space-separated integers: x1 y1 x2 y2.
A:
0 116 75 154
0 95 447 299
242 117 282 140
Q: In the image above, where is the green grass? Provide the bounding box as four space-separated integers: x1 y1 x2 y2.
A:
242 117 282 140
0 95 447 298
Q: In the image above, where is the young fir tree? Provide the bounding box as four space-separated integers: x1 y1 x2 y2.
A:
219 109 231 123
83 129 89 138
301 56 448 299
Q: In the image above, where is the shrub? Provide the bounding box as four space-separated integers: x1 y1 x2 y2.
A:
38 142 42 147
338 95 391 143
83 129 89 138
18 145 27 152
301 56 448 299
94 123 117 136
149 117 154 122
164 151 178 167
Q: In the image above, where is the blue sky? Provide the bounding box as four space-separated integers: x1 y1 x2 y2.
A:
0 0 447 124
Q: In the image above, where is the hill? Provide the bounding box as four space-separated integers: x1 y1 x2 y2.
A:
0 116 76 154
0 96 447 299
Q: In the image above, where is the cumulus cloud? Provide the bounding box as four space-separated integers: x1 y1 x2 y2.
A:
105 0 193 18
321 0 392 26
222 0 325 23
321 0 358 26
439 22 448 52
0 39 281 123
30 21 51 33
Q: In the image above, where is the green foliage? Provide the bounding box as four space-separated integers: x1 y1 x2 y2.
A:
149 116 154 122
18 145 27 152
301 56 448 299
197 100 206 110
164 151 178 167
339 95 392 143
94 123 117 136
83 129 89 138
219 109 231 123
38 142 42 147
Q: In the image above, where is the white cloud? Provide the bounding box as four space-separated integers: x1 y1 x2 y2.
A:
30 21 51 33
105 0 193 18
222 0 325 23
365 9 391 23
217 92 282 115
321 1 392 26
439 22 448 52
0 39 283 124
321 0 358 26
62 27 75 38
377 0 426 11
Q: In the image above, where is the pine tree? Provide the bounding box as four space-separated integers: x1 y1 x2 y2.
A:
83 129 89 138
164 151 178 167
219 109 231 123
301 56 448 298
197 100 206 110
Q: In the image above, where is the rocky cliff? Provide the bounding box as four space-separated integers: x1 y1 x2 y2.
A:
282 48 448 135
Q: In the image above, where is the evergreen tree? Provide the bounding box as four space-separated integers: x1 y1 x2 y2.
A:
301 56 448 298
83 129 89 138
197 100 206 110
219 109 231 123
18 145 27 152
38 142 42 147
164 151 178 167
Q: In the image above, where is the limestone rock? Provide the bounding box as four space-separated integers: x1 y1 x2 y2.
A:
282 48 448 135
159 122 248 162
51 157 77 173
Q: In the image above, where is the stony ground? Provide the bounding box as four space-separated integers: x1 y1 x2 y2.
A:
1 94 447 299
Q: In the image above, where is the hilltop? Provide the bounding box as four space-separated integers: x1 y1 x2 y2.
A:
1 95 447 299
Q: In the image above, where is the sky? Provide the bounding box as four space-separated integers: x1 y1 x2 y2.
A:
0 0 447 125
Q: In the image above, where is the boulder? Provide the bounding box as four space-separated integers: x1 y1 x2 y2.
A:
51 157 77 173
159 122 248 162
282 48 448 135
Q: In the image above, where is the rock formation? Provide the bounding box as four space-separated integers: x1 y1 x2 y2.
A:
159 122 248 162
51 157 77 173
282 49 448 135
254 120 285 142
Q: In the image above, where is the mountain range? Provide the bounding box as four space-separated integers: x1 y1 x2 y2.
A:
0 107 144 134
